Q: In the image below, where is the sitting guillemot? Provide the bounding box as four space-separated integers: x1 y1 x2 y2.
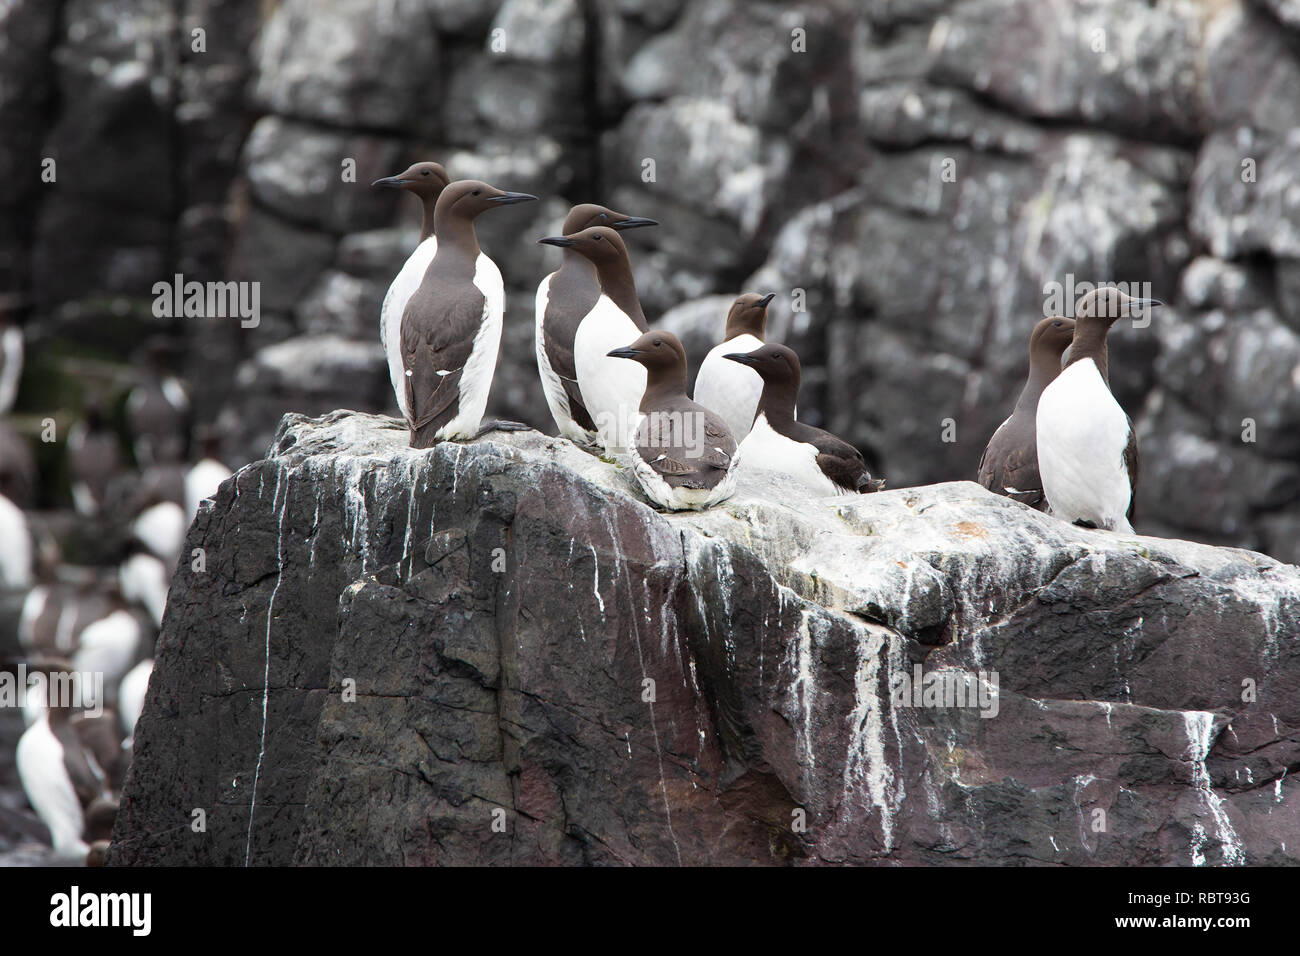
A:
608 331 738 510
725 343 885 496
400 179 536 448
1036 287 1161 532
535 204 656 445
538 226 650 454
693 292 775 441
977 316 1076 511
372 161 451 419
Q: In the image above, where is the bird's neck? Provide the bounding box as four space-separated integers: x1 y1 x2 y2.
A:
1014 359 1058 414
640 368 688 411
418 194 439 243
757 380 799 427
1065 318 1110 385
595 259 646 331
724 315 764 342
432 213 481 260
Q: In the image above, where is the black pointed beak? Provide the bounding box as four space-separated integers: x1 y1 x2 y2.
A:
607 347 641 360
371 176 405 188
757 293 776 308
724 353 758 367
611 216 658 230
1125 298 1163 313
489 191 537 206
537 236 575 248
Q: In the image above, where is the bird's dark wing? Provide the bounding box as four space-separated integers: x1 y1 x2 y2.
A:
400 280 484 442
1124 415 1139 523
637 404 734 489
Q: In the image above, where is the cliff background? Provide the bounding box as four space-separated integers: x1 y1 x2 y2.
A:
1 0 1298 558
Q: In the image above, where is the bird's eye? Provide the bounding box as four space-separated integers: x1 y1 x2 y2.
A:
599 213 607 219
472 189 481 196
1053 320 1062 327
653 339 662 347
422 169 430 176
595 234 604 241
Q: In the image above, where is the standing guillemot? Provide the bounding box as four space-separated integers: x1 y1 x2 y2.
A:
1036 287 1161 532
66 402 122 516
539 226 649 454
693 292 775 441
535 204 657 445
15 658 114 860
0 420 36 506
725 343 885 496
977 316 1076 511
0 491 32 589
607 331 738 510
400 179 536 448
184 429 232 521
0 316 22 414
372 161 451 418
126 341 189 465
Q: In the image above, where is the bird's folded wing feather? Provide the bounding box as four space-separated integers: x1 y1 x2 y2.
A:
401 292 483 431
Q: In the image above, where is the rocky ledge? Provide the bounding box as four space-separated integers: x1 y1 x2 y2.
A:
110 411 1300 865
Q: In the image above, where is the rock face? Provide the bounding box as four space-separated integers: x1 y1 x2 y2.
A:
110 411 1300 865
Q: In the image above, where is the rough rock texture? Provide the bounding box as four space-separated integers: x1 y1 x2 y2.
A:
110 412 1300 865
4 0 1298 564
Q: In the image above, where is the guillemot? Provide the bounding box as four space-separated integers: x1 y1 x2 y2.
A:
184 429 232 521
126 340 189 465
693 292 775 441
535 204 656 445
977 316 1076 511
607 331 737 510
15 658 114 861
725 343 885 496
1036 287 1161 532
66 402 122 516
401 180 536 447
372 161 451 418
539 226 649 454
0 316 22 415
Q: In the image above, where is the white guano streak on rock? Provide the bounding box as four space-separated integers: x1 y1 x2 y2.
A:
791 611 817 779
245 464 287 867
843 621 896 852
603 512 682 865
1184 711 1245 867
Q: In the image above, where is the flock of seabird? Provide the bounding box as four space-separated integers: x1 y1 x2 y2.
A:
0 330 232 863
0 156 1158 865
374 162 1157 524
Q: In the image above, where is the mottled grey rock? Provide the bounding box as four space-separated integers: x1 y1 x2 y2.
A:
1136 390 1300 542
252 0 441 131
110 411 1300 865
229 207 338 314
243 117 405 234
489 0 585 65
1155 307 1300 459
1190 128 1300 260
928 0 1205 140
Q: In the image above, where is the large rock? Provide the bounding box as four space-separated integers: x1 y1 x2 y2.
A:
111 411 1300 865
